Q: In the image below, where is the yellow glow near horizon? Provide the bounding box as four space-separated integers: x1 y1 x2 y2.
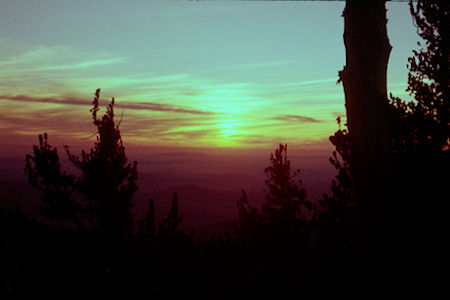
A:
214 119 242 147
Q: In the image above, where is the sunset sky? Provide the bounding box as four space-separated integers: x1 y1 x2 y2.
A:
0 0 420 153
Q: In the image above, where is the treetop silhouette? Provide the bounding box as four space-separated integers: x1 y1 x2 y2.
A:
26 89 137 238
65 88 137 237
237 144 311 242
25 133 84 231
407 0 449 151
262 144 310 222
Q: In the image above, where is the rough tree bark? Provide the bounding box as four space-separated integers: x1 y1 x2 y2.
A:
340 0 392 252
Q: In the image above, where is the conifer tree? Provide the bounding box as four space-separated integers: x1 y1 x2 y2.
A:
318 118 354 238
236 190 264 240
137 198 156 236
236 144 311 241
158 193 183 238
65 89 138 238
26 89 137 238
407 0 449 150
262 144 309 223
25 133 84 231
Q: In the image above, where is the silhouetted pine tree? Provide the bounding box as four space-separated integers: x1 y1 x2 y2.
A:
318 118 355 249
236 190 264 241
158 193 183 239
398 0 449 258
407 0 449 149
137 198 156 236
26 89 137 239
25 133 84 231
236 144 311 242
327 117 352 204
262 144 310 224
65 89 137 238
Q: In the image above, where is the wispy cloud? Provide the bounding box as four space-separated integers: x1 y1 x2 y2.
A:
37 57 128 71
268 78 337 89
229 60 293 70
294 78 337 86
0 97 217 147
272 114 321 123
0 94 88 106
0 45 67 67
0 45 127 71
121 102 216 115
0 94 216 115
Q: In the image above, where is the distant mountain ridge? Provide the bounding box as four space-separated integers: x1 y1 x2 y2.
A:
0 151 334 238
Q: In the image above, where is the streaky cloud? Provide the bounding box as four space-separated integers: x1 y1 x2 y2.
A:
270 78 337 88
295 78 337 86
0 45 126 70
0 94 216 115
229 60 293 70
272 114 321 123
37 57 128 71
119 101 216 115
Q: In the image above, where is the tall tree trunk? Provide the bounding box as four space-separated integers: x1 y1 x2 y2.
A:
340 0 392 253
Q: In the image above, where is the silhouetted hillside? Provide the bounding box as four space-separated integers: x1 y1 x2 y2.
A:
134 184 240 229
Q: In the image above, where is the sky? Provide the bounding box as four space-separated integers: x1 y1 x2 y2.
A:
0 0 420 154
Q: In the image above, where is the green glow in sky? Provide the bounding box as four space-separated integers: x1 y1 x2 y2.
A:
0 1 419 149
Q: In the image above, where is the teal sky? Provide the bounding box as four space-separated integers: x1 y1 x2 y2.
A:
0 0 420 151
